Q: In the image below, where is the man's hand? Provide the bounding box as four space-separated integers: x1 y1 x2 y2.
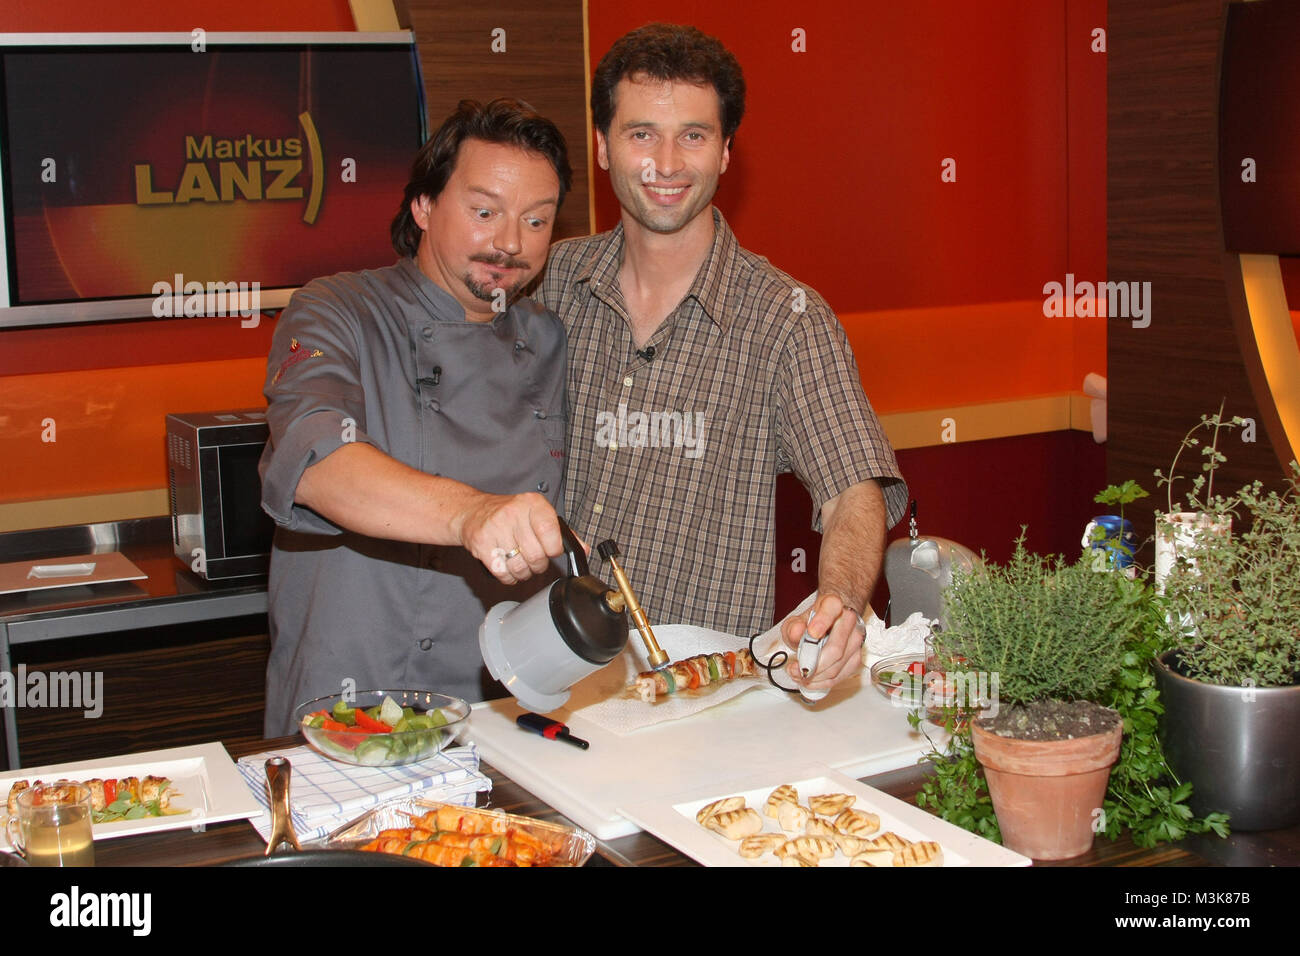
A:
780 593 866 689
456 492 564 585
779 479 887 692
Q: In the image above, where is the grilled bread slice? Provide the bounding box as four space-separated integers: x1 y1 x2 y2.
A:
833 808 882 837
737 833 788 859
776 835 838 860
850 847 896 867
777 801 811 833
862 830 911 851
695 795 746 824
704 807 763 840
764 784 799 818
835 833 871 856
805 817 840 838
808 793 856 817
893 841 944 867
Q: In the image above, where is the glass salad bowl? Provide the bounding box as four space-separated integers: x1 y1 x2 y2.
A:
294 690 470 767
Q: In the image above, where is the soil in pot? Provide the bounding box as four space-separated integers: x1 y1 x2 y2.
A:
978 700 1119 741
972 701 1122 861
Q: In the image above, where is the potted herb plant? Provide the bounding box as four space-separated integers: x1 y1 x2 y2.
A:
915 530 1228 858
925 539 1145 860
1155 414 1300 830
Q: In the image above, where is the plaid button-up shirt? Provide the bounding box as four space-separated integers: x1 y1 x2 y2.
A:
535 208 907 636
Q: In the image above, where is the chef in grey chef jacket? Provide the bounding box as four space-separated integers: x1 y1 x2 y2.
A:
258 100 573 736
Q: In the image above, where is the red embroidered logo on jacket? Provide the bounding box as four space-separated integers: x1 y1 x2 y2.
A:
273 338 323 384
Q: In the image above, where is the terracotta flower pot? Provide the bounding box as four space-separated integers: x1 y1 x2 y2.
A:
971 716 1122 861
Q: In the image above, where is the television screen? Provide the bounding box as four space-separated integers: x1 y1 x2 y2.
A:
0 32 427 327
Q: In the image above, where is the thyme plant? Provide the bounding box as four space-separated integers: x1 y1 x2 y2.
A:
933 538 1139 706
915 532 1229 847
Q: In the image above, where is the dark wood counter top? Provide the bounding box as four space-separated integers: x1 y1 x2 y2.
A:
86 736 1300 867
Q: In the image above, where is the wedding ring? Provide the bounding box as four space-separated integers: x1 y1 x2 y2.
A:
503 548 521 560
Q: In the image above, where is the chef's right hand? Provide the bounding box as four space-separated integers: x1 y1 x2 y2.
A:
458 492 564 585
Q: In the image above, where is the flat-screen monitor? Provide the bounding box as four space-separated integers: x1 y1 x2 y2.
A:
0 32 427 328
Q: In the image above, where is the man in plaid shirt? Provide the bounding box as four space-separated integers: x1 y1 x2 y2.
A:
535 24 907 694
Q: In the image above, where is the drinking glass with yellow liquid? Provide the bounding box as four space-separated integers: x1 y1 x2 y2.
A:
6 780 95 866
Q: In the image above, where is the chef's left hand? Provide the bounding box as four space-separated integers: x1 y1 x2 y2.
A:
780 593 865 690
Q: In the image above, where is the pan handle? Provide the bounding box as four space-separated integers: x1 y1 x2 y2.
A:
265 756 302 855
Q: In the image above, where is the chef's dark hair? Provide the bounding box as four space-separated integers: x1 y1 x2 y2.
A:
391 98 572 258
591 23 745 144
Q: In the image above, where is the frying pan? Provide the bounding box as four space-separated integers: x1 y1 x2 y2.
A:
216 757 432 868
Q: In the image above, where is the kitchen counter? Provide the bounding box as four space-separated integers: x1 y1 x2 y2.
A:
85 735 1300 867
0 517 266 641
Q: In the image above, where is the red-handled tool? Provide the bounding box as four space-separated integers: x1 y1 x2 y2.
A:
515 712 590 750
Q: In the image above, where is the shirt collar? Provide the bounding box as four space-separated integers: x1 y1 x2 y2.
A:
397 256 461 319
573 207 737 331
396 256 517 329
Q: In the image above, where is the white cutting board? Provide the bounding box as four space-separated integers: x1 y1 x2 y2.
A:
469 670 938 841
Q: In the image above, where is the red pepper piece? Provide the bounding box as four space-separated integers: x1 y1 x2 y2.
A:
353 709 392 733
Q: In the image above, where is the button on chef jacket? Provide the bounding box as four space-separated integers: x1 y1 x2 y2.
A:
259 258 566 737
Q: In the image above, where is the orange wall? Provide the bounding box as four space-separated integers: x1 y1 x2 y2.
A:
0 1 351 508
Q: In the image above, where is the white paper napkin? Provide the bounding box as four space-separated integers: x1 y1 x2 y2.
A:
568 593 934 736
569 626 785 735
570 595 826 736
862 610 933 667
235 742 490 844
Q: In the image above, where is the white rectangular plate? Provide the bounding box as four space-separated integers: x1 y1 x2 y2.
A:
619 763 1032 867
1 741 262 849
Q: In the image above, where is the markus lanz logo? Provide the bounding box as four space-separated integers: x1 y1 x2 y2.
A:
594 403 706 459
133 116 323 225
1042 273 1151 328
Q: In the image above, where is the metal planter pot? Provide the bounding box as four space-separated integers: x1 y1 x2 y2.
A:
1155 650 1300 831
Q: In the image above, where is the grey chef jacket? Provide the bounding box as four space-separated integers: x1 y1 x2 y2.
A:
259 257 566 737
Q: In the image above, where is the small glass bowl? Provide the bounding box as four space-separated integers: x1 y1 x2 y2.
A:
294 690 470 767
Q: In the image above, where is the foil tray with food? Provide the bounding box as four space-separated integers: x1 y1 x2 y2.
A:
323 797 598 867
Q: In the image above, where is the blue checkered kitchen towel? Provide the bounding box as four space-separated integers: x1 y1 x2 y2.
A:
235 742 490 844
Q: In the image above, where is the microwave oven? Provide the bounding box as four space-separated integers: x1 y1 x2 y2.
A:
166 409 274 579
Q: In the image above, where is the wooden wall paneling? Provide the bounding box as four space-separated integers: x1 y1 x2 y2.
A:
1107 0 1284 545
10 620 270 768
397 0 590 242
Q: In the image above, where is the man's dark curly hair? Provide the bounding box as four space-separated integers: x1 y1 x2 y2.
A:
591 23 746 143
391 98 572 258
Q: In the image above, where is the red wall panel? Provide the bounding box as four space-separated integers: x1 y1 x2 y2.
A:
587 1 1087 313
776 431 1109 622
